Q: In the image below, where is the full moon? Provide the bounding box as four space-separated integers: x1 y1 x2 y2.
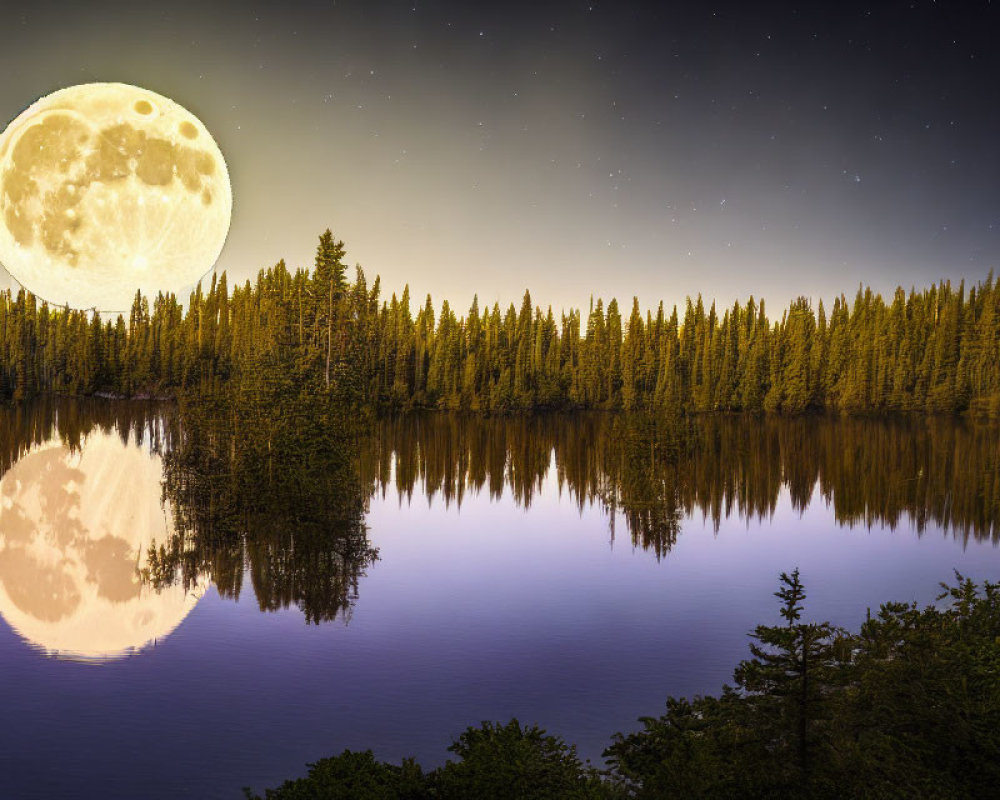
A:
0 83 231 312
0 429 204 662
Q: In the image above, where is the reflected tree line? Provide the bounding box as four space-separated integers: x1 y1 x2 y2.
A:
0 395 166 475
147 388 376 625
0 395 376 625
1 400 997 623
363 412 1000 555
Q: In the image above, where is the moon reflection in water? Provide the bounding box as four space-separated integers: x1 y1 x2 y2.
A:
0 429 203 662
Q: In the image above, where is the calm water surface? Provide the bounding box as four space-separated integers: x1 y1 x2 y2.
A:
0 401 998 799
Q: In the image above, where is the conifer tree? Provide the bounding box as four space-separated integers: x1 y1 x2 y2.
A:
733 569 841 793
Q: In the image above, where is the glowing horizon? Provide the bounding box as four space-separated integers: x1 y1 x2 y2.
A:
0 1 996 321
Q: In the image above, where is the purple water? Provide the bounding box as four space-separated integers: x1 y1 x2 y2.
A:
1 415 998 799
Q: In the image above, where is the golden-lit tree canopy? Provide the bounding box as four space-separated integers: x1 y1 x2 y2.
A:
1 231 999 417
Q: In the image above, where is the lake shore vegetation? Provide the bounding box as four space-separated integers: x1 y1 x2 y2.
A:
246 572 1000 800
1 230 999 416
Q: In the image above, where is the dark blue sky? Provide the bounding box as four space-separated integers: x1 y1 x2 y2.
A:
1 0 997 313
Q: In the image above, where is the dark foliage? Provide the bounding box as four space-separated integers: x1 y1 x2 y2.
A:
247 575 1000 799
431 719 612 800
246 720 621 800
243 750 427 800
605 572 1000 799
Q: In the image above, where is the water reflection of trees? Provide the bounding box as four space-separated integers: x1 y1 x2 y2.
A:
0 396 167 473
3 403 997 610
0 396 377 626
149 392 377 624
364 413 1000 556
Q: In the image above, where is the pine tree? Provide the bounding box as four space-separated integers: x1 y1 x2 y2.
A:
733 569 842 793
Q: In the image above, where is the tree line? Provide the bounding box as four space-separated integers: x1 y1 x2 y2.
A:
2 229 999 415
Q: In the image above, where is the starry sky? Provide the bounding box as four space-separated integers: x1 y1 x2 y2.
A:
1 0 998 315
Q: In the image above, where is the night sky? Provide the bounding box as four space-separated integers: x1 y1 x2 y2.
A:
1 0 998 315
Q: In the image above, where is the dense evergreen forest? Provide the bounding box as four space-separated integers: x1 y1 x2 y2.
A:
1 230 999 414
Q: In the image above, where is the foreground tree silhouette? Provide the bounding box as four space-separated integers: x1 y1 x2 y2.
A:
432 719 611 800
245 719 617 800
243 750 426 800
604 569 846 799
833 573 1000 798
605 572 1000 799
731 569 844 795
245 573 1000 799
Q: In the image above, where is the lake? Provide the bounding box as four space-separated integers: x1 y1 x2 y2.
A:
0 399 998 799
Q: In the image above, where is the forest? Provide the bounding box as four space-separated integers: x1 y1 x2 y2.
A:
1 230 999 415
